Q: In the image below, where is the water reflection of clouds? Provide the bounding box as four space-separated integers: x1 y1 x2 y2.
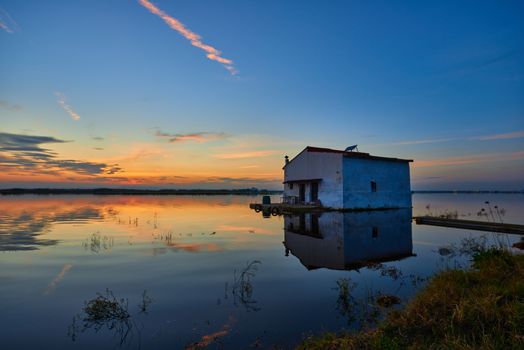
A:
0 206 104 251
0 195 282 253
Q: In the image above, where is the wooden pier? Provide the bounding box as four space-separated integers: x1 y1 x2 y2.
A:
249 203 321 215
414 216 524 235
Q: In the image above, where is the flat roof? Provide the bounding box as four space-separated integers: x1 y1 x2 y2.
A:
283 178 322 184
283 146 413 169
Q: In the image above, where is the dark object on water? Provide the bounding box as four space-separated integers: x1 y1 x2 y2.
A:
438 247 453 256
262 195 271 205
376 294 401 308
513 241 524 250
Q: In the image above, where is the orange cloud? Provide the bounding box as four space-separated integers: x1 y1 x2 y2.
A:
138 0 237 74
155 130 227 143
415 150 524 167
213 150 277 159
55 92 81 121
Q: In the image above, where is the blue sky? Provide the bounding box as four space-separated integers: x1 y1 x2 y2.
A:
1 0 523 189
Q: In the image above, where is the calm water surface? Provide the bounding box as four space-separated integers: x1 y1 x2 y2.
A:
0 193 522 349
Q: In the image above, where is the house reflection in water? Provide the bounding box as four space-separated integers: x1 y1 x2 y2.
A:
283 209 414 270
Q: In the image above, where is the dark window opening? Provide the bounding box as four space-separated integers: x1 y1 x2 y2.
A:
372 226 379 238
310 214 319 235
310 182 318 202
289 183 293 190
371 181 377 192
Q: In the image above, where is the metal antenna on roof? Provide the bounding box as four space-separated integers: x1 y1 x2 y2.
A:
345 145 358 152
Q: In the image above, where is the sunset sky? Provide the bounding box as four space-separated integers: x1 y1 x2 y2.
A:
1 0 523 190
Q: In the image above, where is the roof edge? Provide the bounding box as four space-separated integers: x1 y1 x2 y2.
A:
284 146 413 168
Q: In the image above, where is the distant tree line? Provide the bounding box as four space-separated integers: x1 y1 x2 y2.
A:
0 188 283 196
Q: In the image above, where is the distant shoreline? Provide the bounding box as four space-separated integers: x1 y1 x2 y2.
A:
0 188 522 196
411 190 523 194
0 188 283 196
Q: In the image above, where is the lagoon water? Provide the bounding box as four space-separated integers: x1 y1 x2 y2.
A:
0 193 523 349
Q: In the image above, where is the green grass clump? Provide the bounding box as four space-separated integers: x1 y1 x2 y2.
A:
298 250 524 350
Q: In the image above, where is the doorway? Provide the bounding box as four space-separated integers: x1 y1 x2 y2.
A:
299 184 305 203
310 182 318 202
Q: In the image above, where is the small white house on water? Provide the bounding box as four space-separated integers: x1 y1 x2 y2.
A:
283 146 412 210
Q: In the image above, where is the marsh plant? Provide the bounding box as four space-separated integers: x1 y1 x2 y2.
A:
68 289 152 348
477 201 506 223
334 278 358 325
138 290 153 314
301 249 524 349
365 263 427 290
424 204 458 219
83 232 114 253
229 260 262 312
437 234 513 271
334 277 402 330
333 262 427 331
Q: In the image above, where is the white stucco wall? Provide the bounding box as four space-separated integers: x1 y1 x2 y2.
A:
283 151 343 208
343 157 411 209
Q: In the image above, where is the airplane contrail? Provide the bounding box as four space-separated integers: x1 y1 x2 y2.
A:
138 0 237 75
55 92 81 121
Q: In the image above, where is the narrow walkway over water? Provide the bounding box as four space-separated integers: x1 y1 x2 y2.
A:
414 216 524 235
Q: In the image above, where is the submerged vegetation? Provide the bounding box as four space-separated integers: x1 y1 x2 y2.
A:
82 232 114 253
68 289 152 347
298 247 524 349
230 260 262 312
424 200 508 222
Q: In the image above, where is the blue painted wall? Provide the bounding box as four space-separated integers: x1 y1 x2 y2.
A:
343 157 411 209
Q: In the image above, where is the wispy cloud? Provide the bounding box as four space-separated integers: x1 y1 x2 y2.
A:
471 130 524 141
55 92 81 121
392 137 457 146
415 151 524 167
0 100 22 111
392 129 524 146
155 130 227 143
0 7 18 33
213 150 277 159
0 132 122 176
138 0 237 75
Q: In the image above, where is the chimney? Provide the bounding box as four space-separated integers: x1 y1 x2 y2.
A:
284 155 289 165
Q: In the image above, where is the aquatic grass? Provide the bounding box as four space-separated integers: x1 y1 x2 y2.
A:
297 249 524 349
230 260 262 312
82 232 114 253
68 289 153 347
